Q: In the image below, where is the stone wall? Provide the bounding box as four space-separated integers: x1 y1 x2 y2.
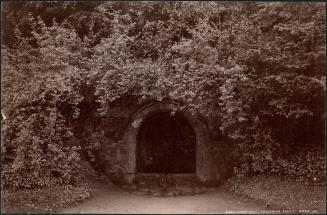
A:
98 100 232 186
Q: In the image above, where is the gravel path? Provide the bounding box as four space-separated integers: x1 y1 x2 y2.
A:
58 182 267 214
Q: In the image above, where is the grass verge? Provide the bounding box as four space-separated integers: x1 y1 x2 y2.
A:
224 175 326 213
1 182 93 213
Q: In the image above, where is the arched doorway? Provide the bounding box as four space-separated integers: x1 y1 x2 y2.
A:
136 111 196 173
123 102 212 184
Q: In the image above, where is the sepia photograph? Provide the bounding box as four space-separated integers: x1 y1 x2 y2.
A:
1 1 326 214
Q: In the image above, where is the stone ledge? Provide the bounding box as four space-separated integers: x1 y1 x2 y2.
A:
121 185 207 197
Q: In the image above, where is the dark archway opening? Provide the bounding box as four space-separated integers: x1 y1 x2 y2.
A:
136 111 196 173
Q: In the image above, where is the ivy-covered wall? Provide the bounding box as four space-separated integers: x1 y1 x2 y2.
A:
2 2 325 190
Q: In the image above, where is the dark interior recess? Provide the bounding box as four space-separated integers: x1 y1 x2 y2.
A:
136 111 196 173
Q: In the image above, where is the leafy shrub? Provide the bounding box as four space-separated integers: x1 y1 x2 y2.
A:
1 2 325 188
271 150 326 185
1 18 86 189
2 183 92 213
2 108 82 188
224 175 326 212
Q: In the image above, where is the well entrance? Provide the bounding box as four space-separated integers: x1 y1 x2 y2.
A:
102 102 226 188
136 111 196 174
123 102 214 185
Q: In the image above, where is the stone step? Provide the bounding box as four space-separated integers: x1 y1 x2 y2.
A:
135 173 198 187
121 184 206 197
121 184 137 192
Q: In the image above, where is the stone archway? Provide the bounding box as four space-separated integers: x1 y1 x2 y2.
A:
123 102 212 184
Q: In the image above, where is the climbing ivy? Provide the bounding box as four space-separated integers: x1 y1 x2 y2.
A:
1 2 325 187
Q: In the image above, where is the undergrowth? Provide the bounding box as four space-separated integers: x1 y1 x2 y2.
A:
224 174 326 213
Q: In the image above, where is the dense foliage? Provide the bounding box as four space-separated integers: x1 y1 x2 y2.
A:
1 2 325 188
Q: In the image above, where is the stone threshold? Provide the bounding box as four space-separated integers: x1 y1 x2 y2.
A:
121 184 208 197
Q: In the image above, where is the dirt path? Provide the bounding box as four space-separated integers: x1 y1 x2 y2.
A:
58 182 267 214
